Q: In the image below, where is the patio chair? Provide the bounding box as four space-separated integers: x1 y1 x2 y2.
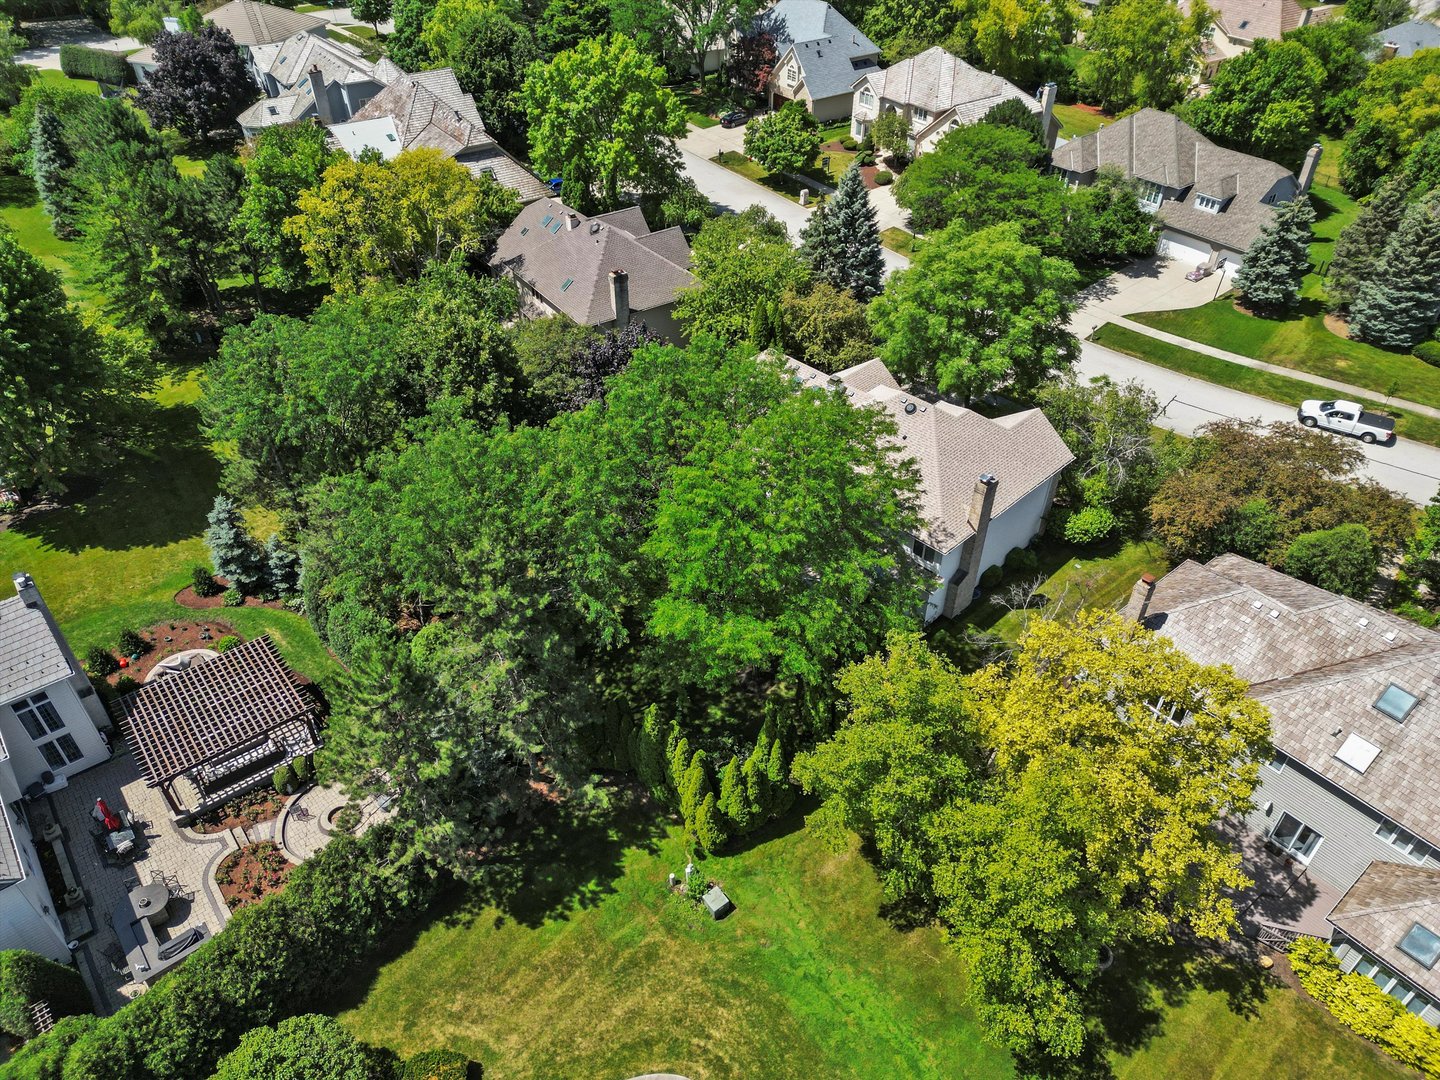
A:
100 943 127 976
290 805 313 822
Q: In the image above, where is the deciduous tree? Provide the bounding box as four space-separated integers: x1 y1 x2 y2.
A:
867 220 1079 401
0 23 32 112
1285 523 1378 598
449 8 538 148
868 109 911 161
675 206 810 343
350 0 391 32
1082 0 1211 113
521 34 686 212
1233 195 1315 313
1341 49 1440 194
387 0 435 70
743 99 820 176
136 26 254 139
780 281 874 371
1187 39 1325 163
235 122 341 291
727 29 775 97
1068 166 1159 264
1282 18 1375 132
210 1014 390 1080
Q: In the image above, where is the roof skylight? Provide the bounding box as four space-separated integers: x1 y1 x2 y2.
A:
1399 923 1440 969
1375 684 1419 723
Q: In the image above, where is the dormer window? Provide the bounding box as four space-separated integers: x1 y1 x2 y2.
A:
1195 193 1223 213
913 107 929 123
1138 180 1163 209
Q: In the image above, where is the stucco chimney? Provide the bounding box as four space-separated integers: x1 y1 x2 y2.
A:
609 268 630 329
1297 143 1323 195
567 213 581 231
958 474 999 597
12 571 39 608
1038 81 1058 150
308 65 333 125
1380 41 1398 61
1130 572 1157 622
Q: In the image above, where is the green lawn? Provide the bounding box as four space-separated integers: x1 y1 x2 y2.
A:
1054 103 1113 139
0 174 97 302
334 794 1413 1080
880 226 923 256
1092 322 1440 447
32 68 100 96
1127 185 1440 411
687 110 719 128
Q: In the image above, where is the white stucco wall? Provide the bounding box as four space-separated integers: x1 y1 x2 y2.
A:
977 475 1062 574
0 678 109 792
0 808 71 963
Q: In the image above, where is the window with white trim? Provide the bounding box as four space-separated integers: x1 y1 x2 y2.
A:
1137 180 1164 210
1265 751 1287 772
859 89 875 107
1354 955 1431 1013
1195 193 1223 213
1377 820 1434 862
1270 812 1322 862
12 692 84 770
909 537 942 570
913 107 929 123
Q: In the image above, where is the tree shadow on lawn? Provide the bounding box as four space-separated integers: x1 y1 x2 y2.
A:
441 786 669 931
10 400 219 554
0 173 40 209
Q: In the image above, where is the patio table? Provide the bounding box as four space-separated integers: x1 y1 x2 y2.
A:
112 884 207 984
104 827 136 853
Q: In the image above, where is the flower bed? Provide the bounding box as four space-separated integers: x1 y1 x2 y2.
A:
216 841 295 911
191 788 285 835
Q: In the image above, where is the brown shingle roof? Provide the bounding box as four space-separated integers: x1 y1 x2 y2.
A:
115 636 313 786
784 357 1073 551
1330 861 1440 998
854 46 1040 126
1129 555 1440 846
204 0 325 46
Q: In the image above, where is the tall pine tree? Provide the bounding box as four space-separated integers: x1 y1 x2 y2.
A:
1233 195 1315 313
30 105 78 238
799 164 886 301
1350 191 1440 349
1327 176 1410 311
204 495 262 592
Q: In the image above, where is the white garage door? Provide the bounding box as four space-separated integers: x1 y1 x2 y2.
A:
1158 230 1211 267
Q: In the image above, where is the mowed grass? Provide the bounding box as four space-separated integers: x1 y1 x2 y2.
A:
1128 184 1440 411
0 174 95 300
1054 102 1114 139
334 795 1414 1080
1092 322 1440 447
880 225 924 256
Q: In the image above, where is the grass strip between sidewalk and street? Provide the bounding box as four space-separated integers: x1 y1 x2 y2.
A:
1091 323 1440 449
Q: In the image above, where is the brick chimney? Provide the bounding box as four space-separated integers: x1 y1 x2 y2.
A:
308 65 333 126
1380 41 1398 61
1129 572 1157 622
1297 142 1323 195
959 474 999 593
1038 81 1058 150
609 268 630 329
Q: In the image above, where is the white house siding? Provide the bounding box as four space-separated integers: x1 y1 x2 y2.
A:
0 679 110 791
978 474 1062 573
1158 230 1213 267
0 811 71 963
1243 754 1440 896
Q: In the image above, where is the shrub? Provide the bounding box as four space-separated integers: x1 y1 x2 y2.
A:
222 587 244 607
191 564 223 598
0 950 92 1039
1289 936 1440 1075
115 676 140 695
402 1048 473 1080
58 44 132 86
839 135 858 151
335 804 362 833
116 627 149 656
1414 340 1440 367
1003 546 1040 575
83 645 118 678
873 170 893 185
1064 505 1119 545
290 755 311 784
979 564 1004 589
1285 523 1377 599
855 151 874 166
272 765 294 795
214 635 242 653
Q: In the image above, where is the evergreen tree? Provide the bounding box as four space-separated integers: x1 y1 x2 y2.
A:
679 749 710 824
264 535 300 596
668 734 691 798
693 792 727 853
1328 176 1410 311
204 495 262 592
717 756 753 833
742 753 769 818
799 164 886 301
1233 196 1315 313
765 735 793 814
630 704 669 795
1350 192 1440 348
30 105 77 237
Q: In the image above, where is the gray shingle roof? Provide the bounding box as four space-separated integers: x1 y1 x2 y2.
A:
1128 555 1440 847
1330 861 1440 999
490 198 695 326
854 46 1040 124
783 356 1073 551
763 0 879 104
1379 19 1440 58
0 804 21 888
204 0 325 46
255 30 375 88
1051 108 1298 252
0 594 70 706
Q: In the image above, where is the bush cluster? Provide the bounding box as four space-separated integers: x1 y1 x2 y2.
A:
0 950 92 1040
117 627 149 657
401 1048 474 1080
1414 340 1440 368
83 645 118 678
58 44 133 86
272 764 294 795
873 170 893 185
1289 936 1440 1076
191 564 223 598
1064 504 1119 545
222 587 245 607
214 635 242 652
12 825 440 1080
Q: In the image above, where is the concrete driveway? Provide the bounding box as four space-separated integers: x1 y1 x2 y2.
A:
1071 254 1227 336
680 120 748 158
17 17 140 69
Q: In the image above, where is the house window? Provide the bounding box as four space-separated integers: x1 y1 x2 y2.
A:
909 537 941 569
1138 180 1164 210
38 735 83 770
1377 820 1434 862
1266 752 1287 772
13 693 63 740
859 89 875 107
913 107 929 123
1354 955 1428 1011
1270 812 1322 862
1195 193 1223 213
1399 923 1440 969
1375 684 1419 722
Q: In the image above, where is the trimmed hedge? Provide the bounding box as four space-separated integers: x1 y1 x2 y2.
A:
402 1048 474 1079
19 825 442 1080
58 44 133 86
0 951 92 1039
83 645 118 678
1289 936 1440 1076
873 170 893 185
1415 341 1440 368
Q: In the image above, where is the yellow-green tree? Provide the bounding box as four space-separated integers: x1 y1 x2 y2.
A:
286 148 519 291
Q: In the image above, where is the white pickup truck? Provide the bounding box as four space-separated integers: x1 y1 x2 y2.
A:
1297 399 1397 445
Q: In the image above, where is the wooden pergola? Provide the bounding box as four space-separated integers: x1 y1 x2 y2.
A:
113 636 320 821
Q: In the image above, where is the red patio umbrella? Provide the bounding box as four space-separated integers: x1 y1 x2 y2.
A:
94 797 121 831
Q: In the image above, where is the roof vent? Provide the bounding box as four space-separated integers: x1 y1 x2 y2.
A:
1268 609 1279 619
589 221 601 234
1251 600 1263 610
1384 630 1398 642
1335 732 1381 774
904 402 917 414
1358 617 1369 627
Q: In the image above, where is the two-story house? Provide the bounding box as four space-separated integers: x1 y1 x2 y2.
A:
0 573 113 962
1050 108 1320 271
760 0 881 121
235 30 384 137
129 0 328 85
1128 555 1440 1025
849 47 1058 154
784 356 1073 622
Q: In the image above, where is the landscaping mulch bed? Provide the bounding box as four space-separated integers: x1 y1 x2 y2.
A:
102 619 239 685
191 788 286 835
216 840 295 911
173 583 283 610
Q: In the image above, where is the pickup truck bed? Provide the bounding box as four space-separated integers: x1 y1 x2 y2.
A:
1358 411 1397 433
